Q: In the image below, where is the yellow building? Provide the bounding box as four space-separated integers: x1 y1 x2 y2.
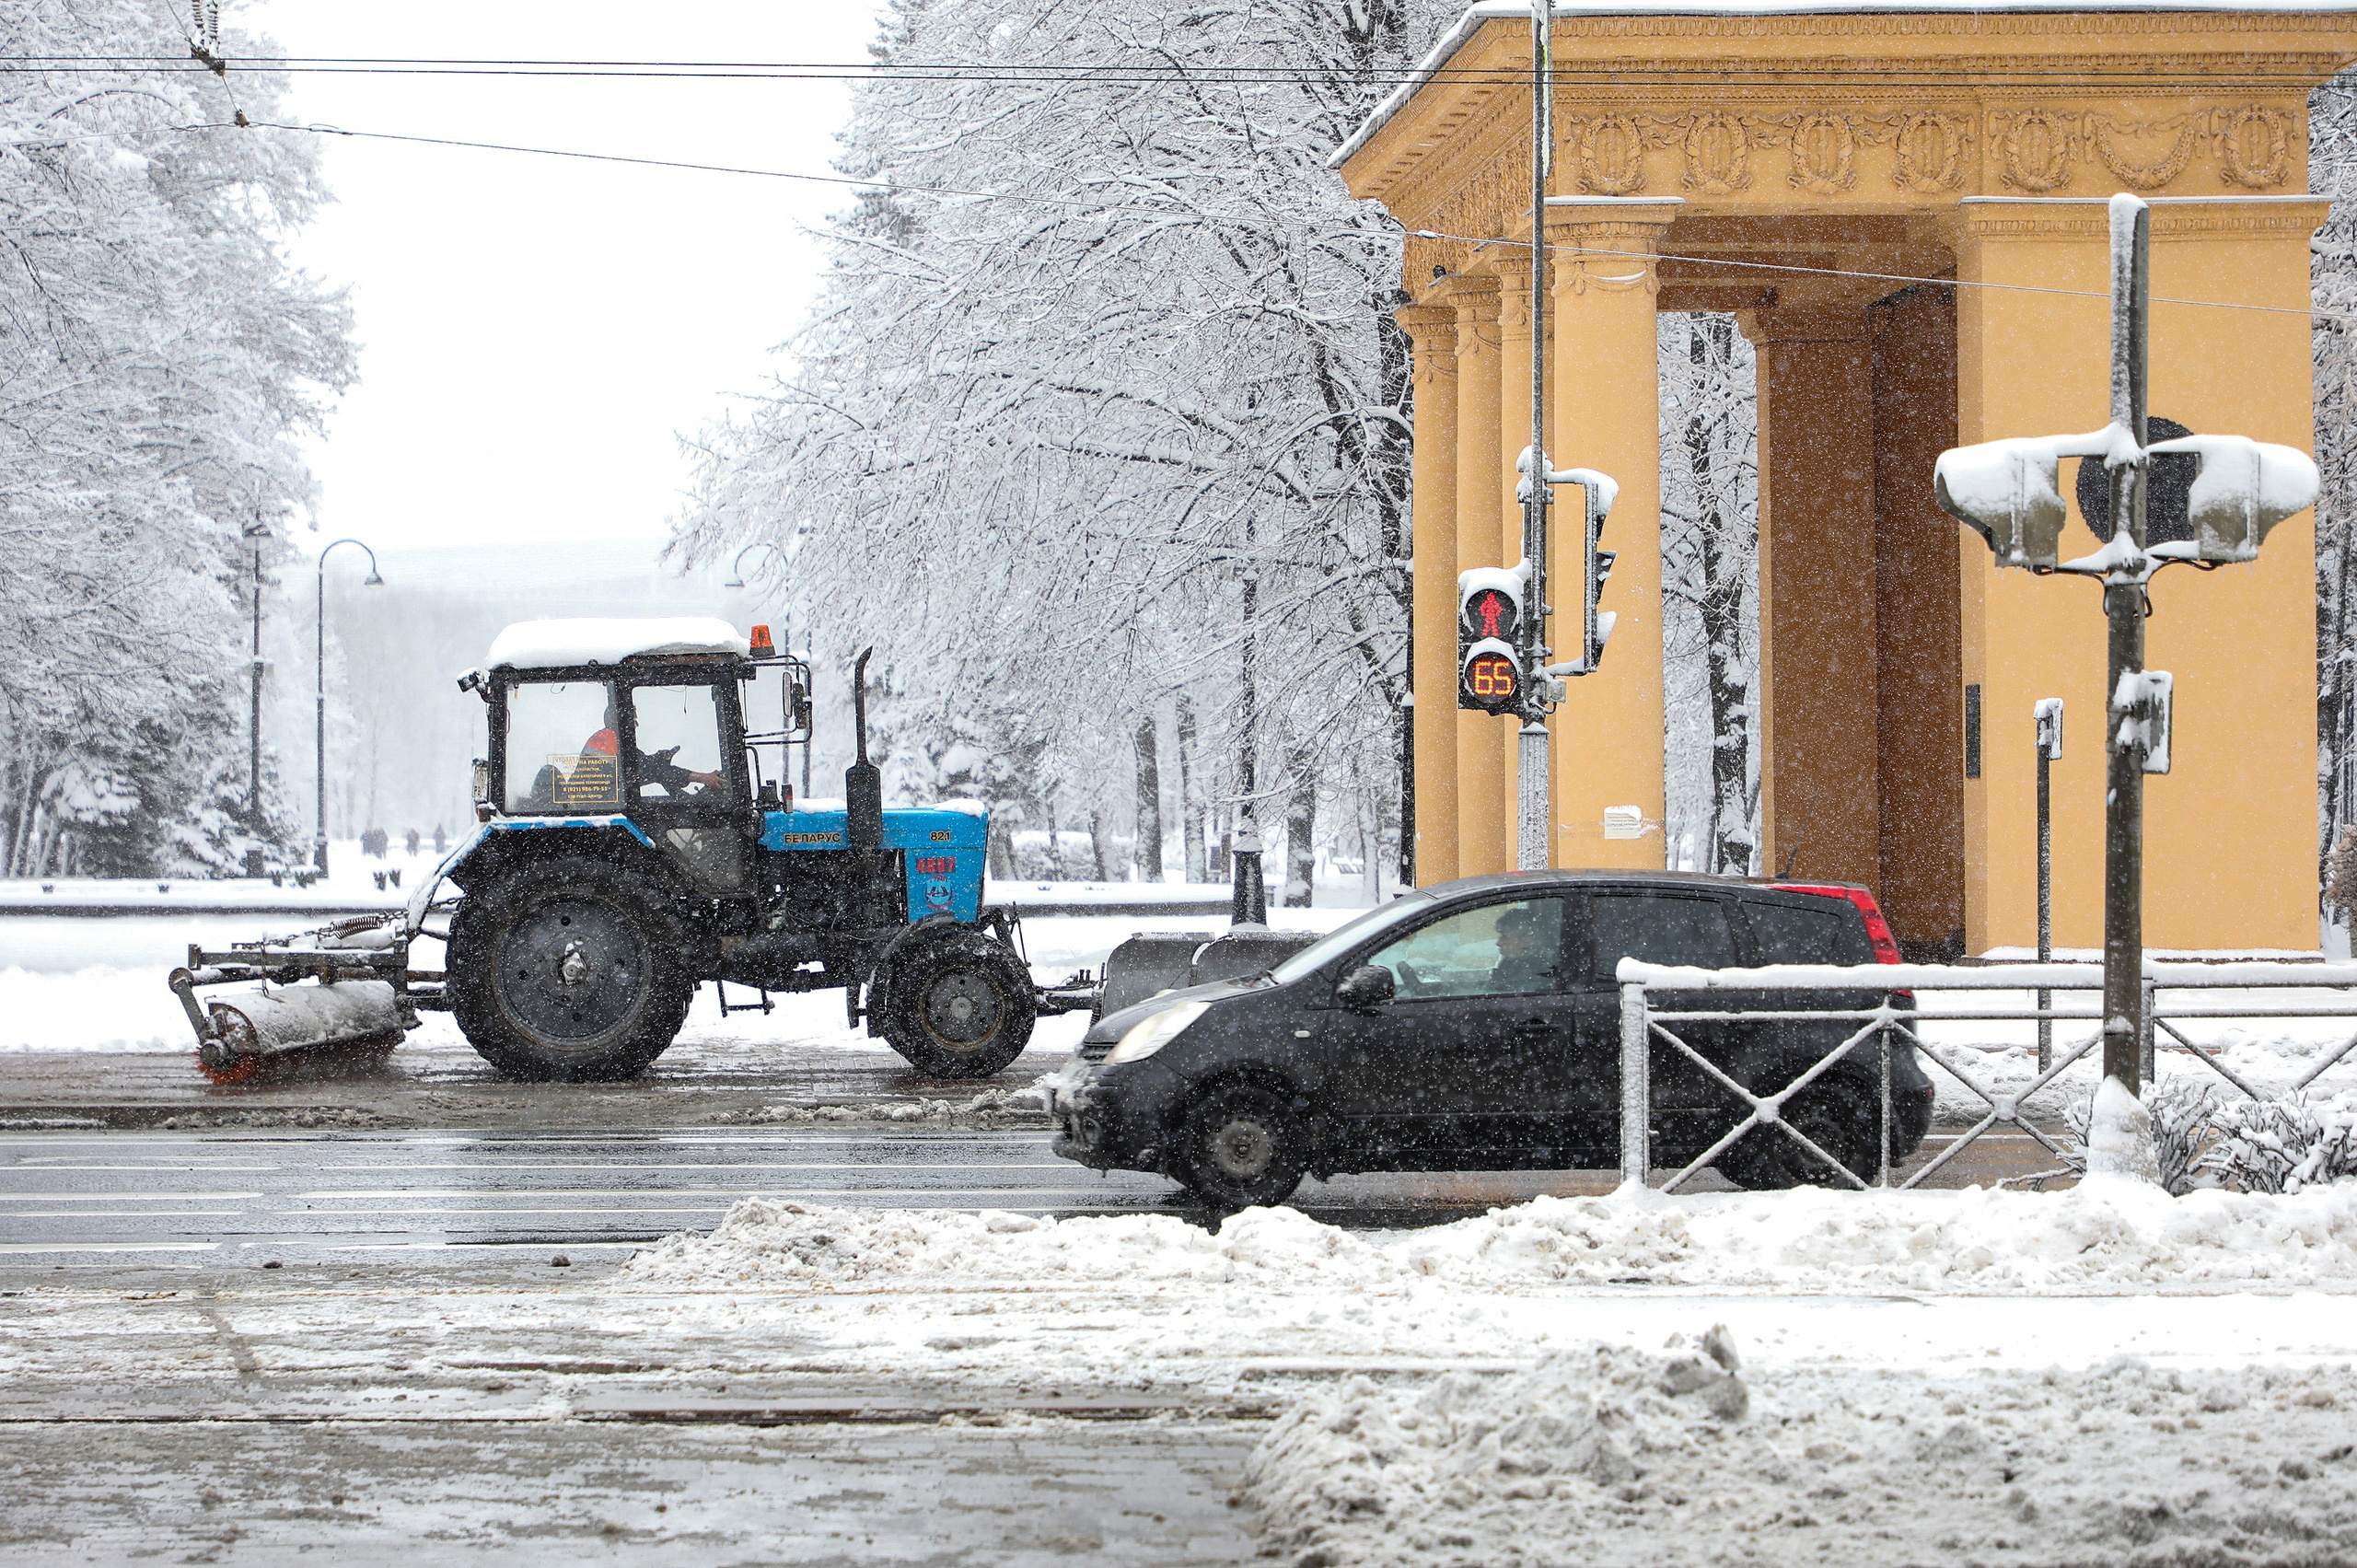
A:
1341 2 2357 956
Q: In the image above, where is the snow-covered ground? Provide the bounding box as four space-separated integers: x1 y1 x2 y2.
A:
595 1180 2357 1564
1244 1346 2357 1567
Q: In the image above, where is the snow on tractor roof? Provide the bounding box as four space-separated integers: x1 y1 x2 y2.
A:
486 617 750 670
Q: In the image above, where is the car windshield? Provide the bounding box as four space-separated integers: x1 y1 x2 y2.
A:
1265 891 1436 985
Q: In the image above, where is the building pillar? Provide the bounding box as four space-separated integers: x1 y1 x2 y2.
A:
1544 201 1678 869
1868 285 1965 958
1440 273 1508 877
1397 297 1460 888
1948 195 2326 953
1740 298 1882 891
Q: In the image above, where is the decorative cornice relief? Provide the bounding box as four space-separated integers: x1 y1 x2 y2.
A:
1386 95 2304 249
1989 106 2296 193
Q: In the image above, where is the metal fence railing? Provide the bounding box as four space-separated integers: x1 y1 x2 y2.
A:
1614 959 2357 1192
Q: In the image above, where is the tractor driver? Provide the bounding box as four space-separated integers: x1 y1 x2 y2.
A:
584 700 722 796
1488 904 1560 995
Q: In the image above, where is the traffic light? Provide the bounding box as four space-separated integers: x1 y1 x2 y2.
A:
1457 565 1527 715
2147 433 2316 563
1936 429 2316 570
1554 467 1619 674
1932 434 2084 569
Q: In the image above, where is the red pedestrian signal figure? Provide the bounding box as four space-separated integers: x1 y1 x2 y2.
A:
1475 589 1507 640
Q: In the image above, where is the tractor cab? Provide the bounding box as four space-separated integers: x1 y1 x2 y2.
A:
467 617 772 898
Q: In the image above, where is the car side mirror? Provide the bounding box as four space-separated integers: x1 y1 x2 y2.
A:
1334 964 1395 1011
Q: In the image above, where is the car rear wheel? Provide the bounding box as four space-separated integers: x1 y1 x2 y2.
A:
1178 1084 1307 1209
1717 1075 1879 1191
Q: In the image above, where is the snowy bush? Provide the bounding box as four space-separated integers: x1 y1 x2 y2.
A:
2061 1082 2357 1195
2205 1093 2357 1194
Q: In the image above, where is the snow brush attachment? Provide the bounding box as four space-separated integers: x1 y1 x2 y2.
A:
171 916 423 1084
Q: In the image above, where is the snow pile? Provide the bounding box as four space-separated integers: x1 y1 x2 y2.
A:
620 1179 2357 1295
1242 1345 2357 1568
2081 1074 2163 1183
621 1199 1397 1290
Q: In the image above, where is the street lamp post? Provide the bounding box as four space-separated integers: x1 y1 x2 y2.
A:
242 523 271 830
315 540 385 875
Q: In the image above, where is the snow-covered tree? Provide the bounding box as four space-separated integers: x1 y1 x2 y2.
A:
1657 315 1760 876
2313 68 2357 888
0 0 354 877
675 0 1448 889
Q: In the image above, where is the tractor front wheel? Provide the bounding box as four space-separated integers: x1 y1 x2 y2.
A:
447 854 694 1082
874 934 1036 1079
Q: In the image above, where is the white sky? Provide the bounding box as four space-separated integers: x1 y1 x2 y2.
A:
238 1 888 559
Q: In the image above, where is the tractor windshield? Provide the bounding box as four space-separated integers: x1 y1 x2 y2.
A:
505 678 620 814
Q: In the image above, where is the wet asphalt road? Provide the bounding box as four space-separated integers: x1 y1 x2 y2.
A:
0 1121 2062 1274
0 1126 1634 1269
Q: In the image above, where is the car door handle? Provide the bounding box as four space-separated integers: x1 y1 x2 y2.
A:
1508 1018 1556 1040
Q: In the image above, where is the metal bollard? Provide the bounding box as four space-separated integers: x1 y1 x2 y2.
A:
1619 981 1649 1188
2141 976 2157 1085
1878 1015 1893 1188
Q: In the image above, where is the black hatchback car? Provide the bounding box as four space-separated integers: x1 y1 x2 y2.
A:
1051 871 1934 1207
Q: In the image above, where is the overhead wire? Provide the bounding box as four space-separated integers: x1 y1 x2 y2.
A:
163 120 1114 209
148 116 2357 328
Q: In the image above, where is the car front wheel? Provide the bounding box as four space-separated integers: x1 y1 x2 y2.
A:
1178 1083 1308 1209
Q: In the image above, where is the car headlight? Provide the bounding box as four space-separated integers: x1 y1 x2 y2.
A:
1107 1001 1208 1064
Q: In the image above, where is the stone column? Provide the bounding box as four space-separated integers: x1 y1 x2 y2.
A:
1947 195 2327 954
1544 201 1678 870
1739 296 1882 893
1439 273 1508 877
1397 297 1460 888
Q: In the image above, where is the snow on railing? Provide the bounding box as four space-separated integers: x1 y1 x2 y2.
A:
1613 959 2357 1194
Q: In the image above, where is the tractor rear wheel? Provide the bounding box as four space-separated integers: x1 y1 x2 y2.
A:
874 933 1035 1079
448 854 694 1082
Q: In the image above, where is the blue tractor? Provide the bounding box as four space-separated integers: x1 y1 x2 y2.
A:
171 618 1094 1083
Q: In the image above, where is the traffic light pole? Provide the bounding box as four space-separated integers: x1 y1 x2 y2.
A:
2101 199 2153 1095
1931 192 2319 1177
1515 0 1552 874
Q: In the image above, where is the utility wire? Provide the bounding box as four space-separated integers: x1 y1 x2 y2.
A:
168 120 1112 209
156 118 2357 327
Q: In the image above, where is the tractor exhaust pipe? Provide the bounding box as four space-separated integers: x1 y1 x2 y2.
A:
846 645 883 849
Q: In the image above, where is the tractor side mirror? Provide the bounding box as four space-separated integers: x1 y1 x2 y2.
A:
1334 964 1395 1012
790 679 812 737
